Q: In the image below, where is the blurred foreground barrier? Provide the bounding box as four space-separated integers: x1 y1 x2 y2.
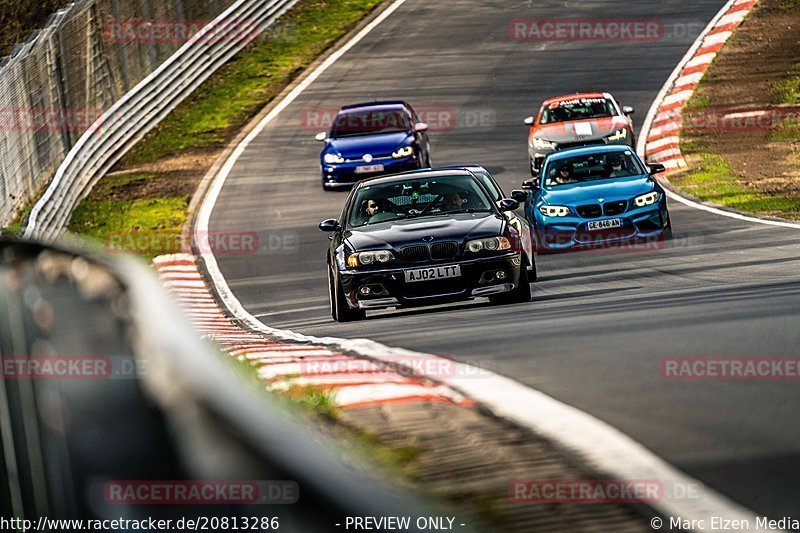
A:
0 238 441 529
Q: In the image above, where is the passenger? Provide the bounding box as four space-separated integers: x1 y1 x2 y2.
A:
442 192 464 211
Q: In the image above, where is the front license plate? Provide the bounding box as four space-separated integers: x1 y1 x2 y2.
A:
587 218 622 231
355 164 384 174
404 265 461 283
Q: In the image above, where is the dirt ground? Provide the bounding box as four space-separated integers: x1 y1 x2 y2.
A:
683 0 800 197
101 152 220 202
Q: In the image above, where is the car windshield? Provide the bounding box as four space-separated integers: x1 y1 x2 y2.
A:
540 97 616 124
469 169 503 201
543 151 644 188
331 109 411 137
348 174 495 227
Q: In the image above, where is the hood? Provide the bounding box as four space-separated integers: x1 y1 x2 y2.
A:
542 175 655 205
345 212 505 251
532 116 629 143
328 132 411 159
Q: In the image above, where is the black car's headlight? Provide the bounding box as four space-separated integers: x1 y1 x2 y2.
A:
347 250 395 267
324 153 345 164
634 191 660 207
466 236 511 253
391 146 414 159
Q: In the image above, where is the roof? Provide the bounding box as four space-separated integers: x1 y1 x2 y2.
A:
339 100 408 112
406 164 488 174
355 169 475 187
541 92 609 106
545 144 636 162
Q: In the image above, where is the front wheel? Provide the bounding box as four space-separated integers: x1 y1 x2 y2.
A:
528 255 538 283
329 266 365 322
490 257 531 305
529 157 540 177
661 215 673 240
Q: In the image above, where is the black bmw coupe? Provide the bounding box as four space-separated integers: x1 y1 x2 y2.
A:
319 169 535 322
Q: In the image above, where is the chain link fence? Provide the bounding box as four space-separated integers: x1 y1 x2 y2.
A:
0 0 238 228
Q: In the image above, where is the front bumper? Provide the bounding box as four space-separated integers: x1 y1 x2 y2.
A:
338 253 523 310
322 156 421 189
535 201 669 252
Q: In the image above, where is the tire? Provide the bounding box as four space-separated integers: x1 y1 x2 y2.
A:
490 257 531 305
529 157 538 177
661 215 673 240
329 266 365 322
528 254 538 283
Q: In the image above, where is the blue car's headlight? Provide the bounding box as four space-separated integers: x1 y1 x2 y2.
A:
391 146 414 159
633 191 660 207
392 146 414 159
324 153 345 164
539 205 570 217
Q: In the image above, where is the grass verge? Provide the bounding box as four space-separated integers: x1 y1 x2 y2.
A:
673 144 800 217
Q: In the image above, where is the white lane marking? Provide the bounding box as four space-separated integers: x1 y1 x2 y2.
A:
195 0 769 527
665 191 800 229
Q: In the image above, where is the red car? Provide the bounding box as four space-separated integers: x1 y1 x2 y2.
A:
524 92 635 176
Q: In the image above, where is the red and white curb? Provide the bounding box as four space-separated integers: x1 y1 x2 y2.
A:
642 0 758 172
153 253 472 409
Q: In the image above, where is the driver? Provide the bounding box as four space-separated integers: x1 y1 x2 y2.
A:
603 154 627 177
365 198 384 217
553 162 577 185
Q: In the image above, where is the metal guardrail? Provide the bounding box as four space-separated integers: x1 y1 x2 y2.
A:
0 0 242 230
0 238 439 527
23 0 299 240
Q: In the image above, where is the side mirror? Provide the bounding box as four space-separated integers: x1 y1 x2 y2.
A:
315 132 328 142
522 177 541 190
318 219 341 232
622 106 634 116
414 122 429 133
648 163 666 174
523 116 535 126
497 198 520 212
510 189 529 202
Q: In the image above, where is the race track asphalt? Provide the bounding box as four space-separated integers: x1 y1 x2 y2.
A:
208 0 800 518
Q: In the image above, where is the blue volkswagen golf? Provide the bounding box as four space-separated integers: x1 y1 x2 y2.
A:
522 145 671 252
315 101 432 190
